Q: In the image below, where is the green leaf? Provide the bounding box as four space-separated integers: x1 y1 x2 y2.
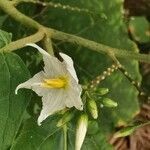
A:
0 29 31 149
11 116 61 150
0 29 12 48
129 17 150 43
0 15 8 28
40 129 65 150
0 52 31 150
82 132 113 150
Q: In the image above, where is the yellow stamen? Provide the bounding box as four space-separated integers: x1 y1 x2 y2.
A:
42 77 68 89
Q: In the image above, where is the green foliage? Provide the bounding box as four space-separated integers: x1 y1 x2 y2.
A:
42 0 140 130
0 29 12 48
0 30 31 149
114 121 150 138
0 0 146 149
129 17 150 43
11 117 60 150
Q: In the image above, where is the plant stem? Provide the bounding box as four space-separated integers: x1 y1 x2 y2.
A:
63 125 67 150
49 29 150 63
0 0 150 63
42 36 54 55
0 0 42 29
0 30 45 52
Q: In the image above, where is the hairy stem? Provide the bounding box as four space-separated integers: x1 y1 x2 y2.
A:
50 29 150 62
13 0 96 16
42 36 54 55
0 30 45 52
0 0 150 63
0 0 42 29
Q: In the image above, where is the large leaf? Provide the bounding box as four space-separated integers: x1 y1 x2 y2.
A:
11 116 61 150
12 118 113 150
129 16 150 43
0 53 31 150
0 30 31 149
41 0 141 129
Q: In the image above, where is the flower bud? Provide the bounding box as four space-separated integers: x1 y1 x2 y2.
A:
56 110 75 127
102 98 118 107
115 122 150 138
75 114 88 150
87 99 98 119
97 88 109 95
114 126 136 138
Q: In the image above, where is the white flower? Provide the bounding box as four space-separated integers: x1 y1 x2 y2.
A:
15 43 83 125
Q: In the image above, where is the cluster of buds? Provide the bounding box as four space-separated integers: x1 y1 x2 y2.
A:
90 63 120 89
37 1 91 14
55 62 122 150
36 1 107 20
56 89 118 150
54 55 150 150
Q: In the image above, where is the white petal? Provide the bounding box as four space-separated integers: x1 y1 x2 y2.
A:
65 77 83 110
26 43 67 77
26 43 50 56
15 71 49 97
38 89 65 125
60 53 79 83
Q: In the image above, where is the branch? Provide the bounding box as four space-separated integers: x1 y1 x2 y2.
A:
0 0 42 30
49 29 150 63
12 0 100 16
0 0 150 63
0 30 45 52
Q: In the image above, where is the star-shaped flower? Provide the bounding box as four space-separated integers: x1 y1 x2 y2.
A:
15 43 83 125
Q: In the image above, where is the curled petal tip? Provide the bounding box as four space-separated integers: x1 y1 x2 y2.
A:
80 105 83 111
15 89 18 95
37 121 41 126
75 103 83 111
26 43 36 47
15 83 24 95
26 43 50 56
15 85 20 95
37 118 42 126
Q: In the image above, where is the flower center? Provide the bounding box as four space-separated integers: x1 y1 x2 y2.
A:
42 76 68 89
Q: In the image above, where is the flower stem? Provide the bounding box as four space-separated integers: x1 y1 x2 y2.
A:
63 125 67 150
42 36 54 55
